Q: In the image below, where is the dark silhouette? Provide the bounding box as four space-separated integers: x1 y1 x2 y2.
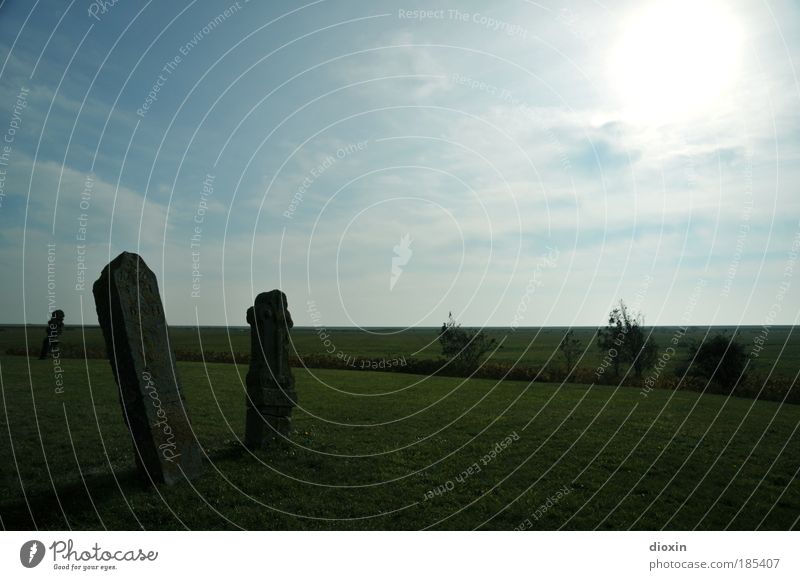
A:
438 312 496 371
559 329 583 375
38 309 64 359
685 332 749 390
597 300 657 378
93 252 204 485
245 289 298 447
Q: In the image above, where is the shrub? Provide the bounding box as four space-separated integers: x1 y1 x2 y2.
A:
437 312 496 371
558 329 583 376
685 333 749 392
597 300 658 378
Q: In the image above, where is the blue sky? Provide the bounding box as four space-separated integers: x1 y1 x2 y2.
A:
0 0 798 327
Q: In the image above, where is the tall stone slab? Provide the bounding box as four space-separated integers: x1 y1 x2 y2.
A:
93 252 203 485
245 290 297 448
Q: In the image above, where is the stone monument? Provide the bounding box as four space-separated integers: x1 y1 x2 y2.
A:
93 251 203 485
38 309 65 359
245 290 297 447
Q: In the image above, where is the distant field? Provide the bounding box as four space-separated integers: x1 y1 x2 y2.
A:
2 324 798 379
1 355 798 530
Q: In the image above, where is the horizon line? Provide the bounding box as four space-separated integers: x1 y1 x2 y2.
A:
0 323 795 329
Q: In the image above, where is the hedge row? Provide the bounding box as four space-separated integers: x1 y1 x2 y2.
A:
6 346 796 404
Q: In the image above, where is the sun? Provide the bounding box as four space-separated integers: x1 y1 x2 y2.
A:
609 0 743 123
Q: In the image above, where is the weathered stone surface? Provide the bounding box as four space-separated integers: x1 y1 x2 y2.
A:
93 252 203 485
245 290 297 447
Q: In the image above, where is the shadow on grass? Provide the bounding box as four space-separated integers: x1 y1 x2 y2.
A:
1 442 254 530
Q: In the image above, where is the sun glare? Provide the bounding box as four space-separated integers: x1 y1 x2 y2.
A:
609 0 743 123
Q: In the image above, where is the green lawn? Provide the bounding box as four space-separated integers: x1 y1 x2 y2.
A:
3 324 799 378
1 355 798 530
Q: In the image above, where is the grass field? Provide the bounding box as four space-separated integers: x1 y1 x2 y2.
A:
3 324 799 377
1 347 799 530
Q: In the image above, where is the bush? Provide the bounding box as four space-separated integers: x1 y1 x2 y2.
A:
558 329 583 376
597 300 657 378
686 333 749 392
438 312 496 371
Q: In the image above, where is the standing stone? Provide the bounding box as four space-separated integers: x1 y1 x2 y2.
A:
245 290 297 447
93 252 203 485
38 309 65 359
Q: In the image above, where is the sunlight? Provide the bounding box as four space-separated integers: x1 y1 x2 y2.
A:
609 0 744 124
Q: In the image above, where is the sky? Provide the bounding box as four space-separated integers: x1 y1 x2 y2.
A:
0 0 798 328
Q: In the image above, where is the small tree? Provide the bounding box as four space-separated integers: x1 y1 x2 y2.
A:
438 312 496 371
558 329 583 375
596 323 622 378
597 300 657 378
686 333 749 389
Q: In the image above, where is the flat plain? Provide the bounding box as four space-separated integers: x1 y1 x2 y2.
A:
1 324 798 530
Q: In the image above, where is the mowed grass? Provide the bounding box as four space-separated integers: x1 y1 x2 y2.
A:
2 324 799 378
1 354 798 530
